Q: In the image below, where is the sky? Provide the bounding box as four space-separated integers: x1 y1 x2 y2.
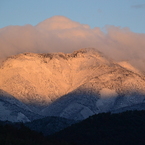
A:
0 0 145 72
0 0 145 33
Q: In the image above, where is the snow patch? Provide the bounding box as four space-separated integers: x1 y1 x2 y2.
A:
96 88 118 112
96 97 117 112
17 112 30 122
100 88 118 98
80 107 94 119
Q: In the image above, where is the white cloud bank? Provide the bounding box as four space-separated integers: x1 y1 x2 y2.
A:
0 16 145 72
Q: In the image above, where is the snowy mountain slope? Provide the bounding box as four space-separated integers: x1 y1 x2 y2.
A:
0 48 112 108
118 61 142 75
40 52 145 120
0 48 145 121
0 90 42 122
41 66 145 120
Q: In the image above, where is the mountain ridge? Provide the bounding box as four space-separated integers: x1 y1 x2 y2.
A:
0 48 145 122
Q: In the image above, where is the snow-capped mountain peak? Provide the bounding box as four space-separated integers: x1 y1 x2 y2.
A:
0 48 145 122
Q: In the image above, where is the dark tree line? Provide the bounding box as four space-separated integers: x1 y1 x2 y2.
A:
1 110 145 145
49 110 145 145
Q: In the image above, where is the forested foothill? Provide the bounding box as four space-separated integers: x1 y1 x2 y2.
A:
1 110 145 145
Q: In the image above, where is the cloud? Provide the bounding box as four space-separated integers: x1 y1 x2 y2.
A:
0 16 145 72
36 16 90 30
132 4 145 9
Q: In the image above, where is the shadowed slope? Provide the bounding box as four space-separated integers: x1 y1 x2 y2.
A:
0 90 42 122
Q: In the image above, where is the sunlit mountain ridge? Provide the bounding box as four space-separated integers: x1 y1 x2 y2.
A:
0 48 145 122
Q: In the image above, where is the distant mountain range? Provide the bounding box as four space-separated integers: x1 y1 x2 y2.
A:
0 48 145 122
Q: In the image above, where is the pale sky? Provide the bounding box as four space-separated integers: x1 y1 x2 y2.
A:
0 0 145 33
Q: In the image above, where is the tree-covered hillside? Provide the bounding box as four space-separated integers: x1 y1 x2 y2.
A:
49 110 145 145
1 110 145 145
0 123 73 145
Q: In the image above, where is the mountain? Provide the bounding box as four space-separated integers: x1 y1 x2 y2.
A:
25 116 78 136
48 110 145 145
0 48 145 122
1 111 145 145
0 90 42 122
